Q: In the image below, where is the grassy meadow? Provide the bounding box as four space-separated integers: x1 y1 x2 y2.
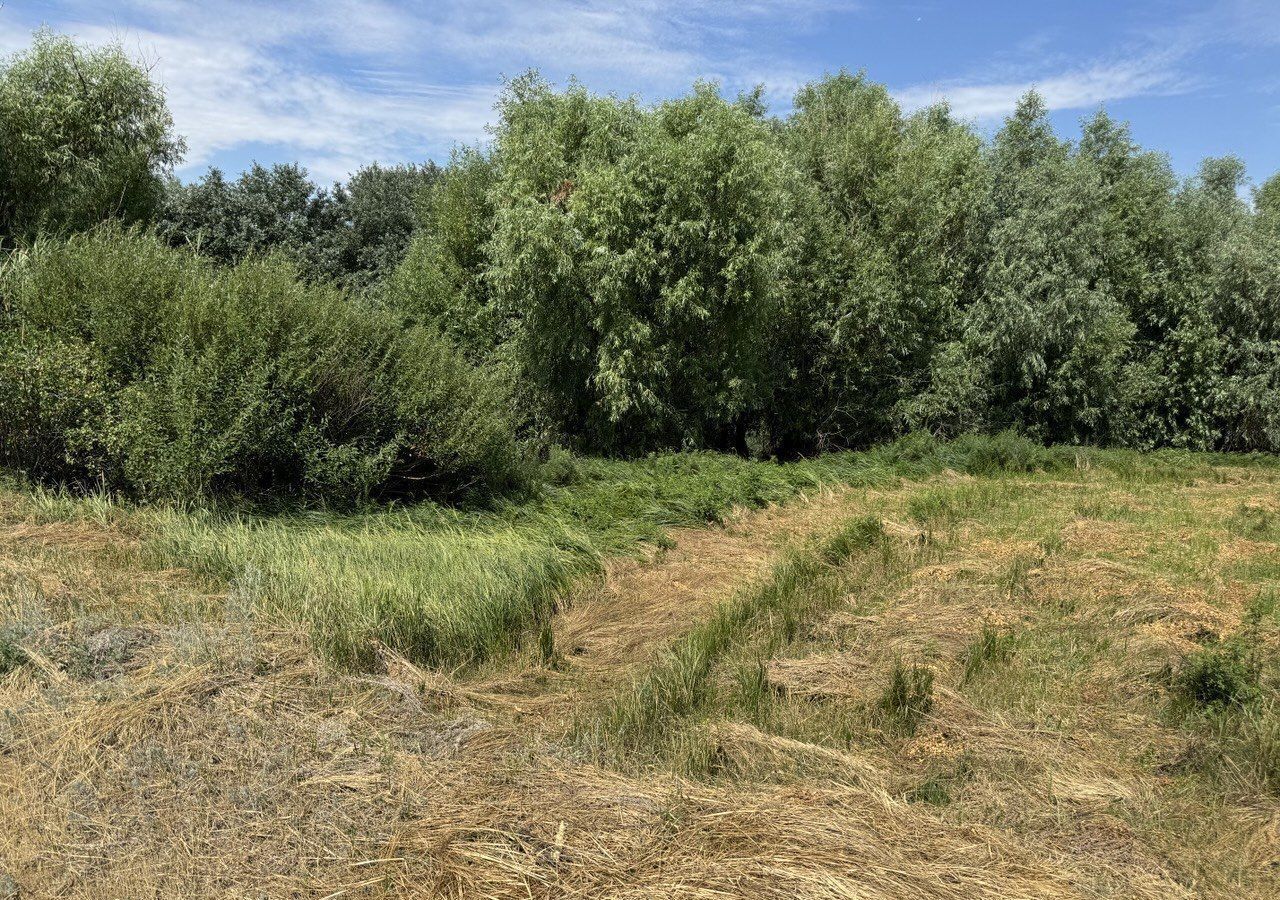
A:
2 435 1280 897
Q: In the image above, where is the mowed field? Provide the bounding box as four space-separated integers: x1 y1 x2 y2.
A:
2 440 1279 899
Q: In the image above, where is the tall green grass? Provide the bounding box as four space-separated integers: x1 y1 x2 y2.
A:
585 516 887 762
142 509 592 670
15 431 1273 673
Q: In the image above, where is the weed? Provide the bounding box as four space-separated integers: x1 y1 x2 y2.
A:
0 629 24 675
537 623 564 670
875 659 934 737
1037 531 1063 558
1243 590 1278 628
733 658 772 721
1176 639 1261 708
1176 700 1280 793
961 624 1017 685
1001 554 1035 600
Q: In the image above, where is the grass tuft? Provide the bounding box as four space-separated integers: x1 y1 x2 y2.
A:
875 659 934 737
960 624 1017 685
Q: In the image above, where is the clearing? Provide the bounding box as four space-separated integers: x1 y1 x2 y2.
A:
1 442 1279 898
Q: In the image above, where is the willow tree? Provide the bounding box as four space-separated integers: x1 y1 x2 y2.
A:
487 76 789 454
0 30 183 246
911 94 1140 444
778 72 988 453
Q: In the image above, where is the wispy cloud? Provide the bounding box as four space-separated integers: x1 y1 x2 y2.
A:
2 0 1274 179
895 52 1193 122
893 0 1278 125
0 0 856 180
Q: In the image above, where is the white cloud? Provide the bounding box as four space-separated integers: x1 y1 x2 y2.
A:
3 0 1270 179
894 53 1192 122
1 0 856 180
892 0 1278 125
65 22 496 182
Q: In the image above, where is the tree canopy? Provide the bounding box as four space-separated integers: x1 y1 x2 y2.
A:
6 28 1280 505
0 30 184 247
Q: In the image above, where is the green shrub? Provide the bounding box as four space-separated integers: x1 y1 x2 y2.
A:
949 430 1055 476
0 227 525 503
0 331 107 480
1176 638 1261 708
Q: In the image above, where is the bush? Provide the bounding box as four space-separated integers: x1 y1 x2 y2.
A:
948 430 1056 476
0 227 525 503
0 331 107 480
1176 638 1261 708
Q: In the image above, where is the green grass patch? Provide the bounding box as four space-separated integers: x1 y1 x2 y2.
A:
960 624 1018 686
585 516 887 763
9 431 1275 673
874 659 935 737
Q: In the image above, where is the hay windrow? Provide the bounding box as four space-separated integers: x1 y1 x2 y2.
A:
4 454 1280 897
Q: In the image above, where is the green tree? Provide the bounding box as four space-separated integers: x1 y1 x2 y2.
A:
911 94 1137 444
1257 172 1280 230
158 162 332 270
779 74 988 452
160 160 436 288
385 149 499 355
314 161 440 289
488 77 788 453
0 30 184 247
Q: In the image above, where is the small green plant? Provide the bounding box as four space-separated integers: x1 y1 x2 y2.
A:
1243 590 1278 628
876 659 934 736
1248 706 1280 791
1176 639 1261 708
733 658 772 721
960 624 1016 685
1037 531 1063 557
1227 503 1278 540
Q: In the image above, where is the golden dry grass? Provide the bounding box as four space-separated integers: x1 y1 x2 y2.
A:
3 462 1280 898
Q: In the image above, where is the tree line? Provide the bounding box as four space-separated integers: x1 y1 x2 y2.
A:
2 30 1279 502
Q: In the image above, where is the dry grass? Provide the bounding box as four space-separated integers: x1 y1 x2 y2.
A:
3 458 1280 897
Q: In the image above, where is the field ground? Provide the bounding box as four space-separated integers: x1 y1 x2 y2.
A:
2 441 1280 898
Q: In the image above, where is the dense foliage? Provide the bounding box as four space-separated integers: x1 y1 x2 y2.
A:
158 160 438 289
0 228 525 502
390 74 1280 459
4 29 1280 502
0 30 183 248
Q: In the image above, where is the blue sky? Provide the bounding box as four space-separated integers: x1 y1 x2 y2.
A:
3 1 1278 185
